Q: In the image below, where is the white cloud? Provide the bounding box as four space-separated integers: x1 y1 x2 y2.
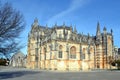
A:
47 0 89 25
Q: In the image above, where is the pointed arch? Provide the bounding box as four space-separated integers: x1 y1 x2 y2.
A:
58 45 63 58
43 47 46 60
70 46 76 59
82 48 86 59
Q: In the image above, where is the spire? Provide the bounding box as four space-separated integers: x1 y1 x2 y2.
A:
54 22 57 30
54 23 57 33
46 24 48 29
63 22 65 36
34 18 38 23
103 26 107 35
96 22 101 36
88 33 90 39
88 33 90 45
63 22 65 28
82 32 83 37
96 22 101 44
74 25 77 33
63 25 66 36
111 29 113 35
33 18 39 27
54 22 57 27
103 26 107 31
70 24 73 31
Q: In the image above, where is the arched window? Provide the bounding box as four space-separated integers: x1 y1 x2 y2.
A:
82 48 85 59
70 46 76 59
58 45 63 58
43 47 46 54
43 47 46 60
90 47 94 55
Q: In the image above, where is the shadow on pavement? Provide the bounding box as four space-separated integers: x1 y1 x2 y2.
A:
0 71 41 79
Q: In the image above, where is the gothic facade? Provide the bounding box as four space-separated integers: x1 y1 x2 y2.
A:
27 19 114 71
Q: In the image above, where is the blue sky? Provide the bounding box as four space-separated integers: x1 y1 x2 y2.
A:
2 0 120 54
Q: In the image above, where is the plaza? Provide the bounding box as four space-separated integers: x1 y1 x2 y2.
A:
0 66 120 80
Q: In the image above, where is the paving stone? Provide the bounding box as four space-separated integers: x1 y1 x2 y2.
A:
0 66 120 80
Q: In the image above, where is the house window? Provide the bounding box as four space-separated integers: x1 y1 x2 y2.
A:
70 46 76 59
58 45 63 58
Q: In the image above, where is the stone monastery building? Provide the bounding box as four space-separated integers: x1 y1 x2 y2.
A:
27 18 114 71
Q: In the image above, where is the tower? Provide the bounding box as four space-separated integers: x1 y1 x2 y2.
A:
102 26 107 69
96 22 102 44
95 22 102 69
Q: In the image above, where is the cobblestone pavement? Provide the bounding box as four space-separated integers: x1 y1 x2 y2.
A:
0 66 120 80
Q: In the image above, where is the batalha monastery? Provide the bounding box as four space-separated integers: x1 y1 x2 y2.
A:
27 18 114 71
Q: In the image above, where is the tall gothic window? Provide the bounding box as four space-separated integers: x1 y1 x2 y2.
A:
82 48 85 59
43 47 46 60
58 45 63 58
70 46 76 59
43 47 46 54
35 48 38 61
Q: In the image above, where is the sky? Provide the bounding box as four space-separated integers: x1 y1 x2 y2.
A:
1 0 120 55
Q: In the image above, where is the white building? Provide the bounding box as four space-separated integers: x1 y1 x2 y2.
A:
10 51 26 67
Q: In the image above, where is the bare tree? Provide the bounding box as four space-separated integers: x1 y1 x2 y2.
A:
0 2 25 58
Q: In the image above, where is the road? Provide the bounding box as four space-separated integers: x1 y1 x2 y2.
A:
0 66 120 80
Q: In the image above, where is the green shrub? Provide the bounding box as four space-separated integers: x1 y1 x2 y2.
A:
0 59 7 66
